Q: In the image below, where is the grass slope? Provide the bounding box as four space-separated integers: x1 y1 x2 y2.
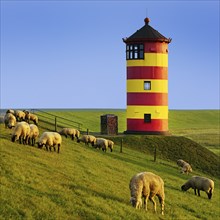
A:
0 110 219 219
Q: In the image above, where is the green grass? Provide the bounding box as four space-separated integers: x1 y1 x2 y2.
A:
0 109 219 219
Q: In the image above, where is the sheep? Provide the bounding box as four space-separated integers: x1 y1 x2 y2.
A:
14 110 26 121
106 139 114 152
11 122 30 144
6 109 15 115
129 172 165 215
177 159 192 174
4 113 16 129
93 138 109 152
38 132 62 153
181 176 214 199
28 124 39 146
77 135 96 146
24 111 38 125
59 128 80 140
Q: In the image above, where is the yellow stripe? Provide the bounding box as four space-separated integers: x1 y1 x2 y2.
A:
127 79 168 93
127 106 168 119
127 53 168 67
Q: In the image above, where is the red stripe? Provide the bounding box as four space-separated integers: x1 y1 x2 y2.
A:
127 93 168 106
127 119 168 132
127 66 168 79
144 42 168 53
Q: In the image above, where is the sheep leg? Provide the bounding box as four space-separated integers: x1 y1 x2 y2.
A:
57 144 60 153
158 195 164 215
71 134 74 140
144 195 149 211
197 189 200 197
150 197 157 213
194 188 197 195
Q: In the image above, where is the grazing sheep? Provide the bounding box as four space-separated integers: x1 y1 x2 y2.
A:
14 110 26 121
129 172 165 215
94 138 109 152
59 128 80 140
4 113 16 129
6 109 15 115
77 135 96 146
38 132 62 153
181 176 214 199
24 111 38 125
106 139 114 152
28 124 39 146
177 159 192 174
11 122 30 144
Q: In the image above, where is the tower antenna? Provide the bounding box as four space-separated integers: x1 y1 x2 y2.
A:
146 8 148 17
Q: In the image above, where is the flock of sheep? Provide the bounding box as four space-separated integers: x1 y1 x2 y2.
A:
129 159 214 215
3 109 115 153
3 109 215 216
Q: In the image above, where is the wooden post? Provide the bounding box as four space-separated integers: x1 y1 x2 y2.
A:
154 147 157 162
55 116 57 132
87 129 89 135
120 139 123 153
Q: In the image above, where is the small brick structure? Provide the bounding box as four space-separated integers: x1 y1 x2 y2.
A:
100 114 118 135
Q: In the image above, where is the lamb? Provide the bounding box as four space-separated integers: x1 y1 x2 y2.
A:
24 111 38 125
14 110 26 121
181 176 214 199
28 124 39 146
11 122 30 144
4 112 16 129
94 138 109 152
129 172 165 215
77 135 96 146
177 159 192 174
38 132 62 153
59 128 80 140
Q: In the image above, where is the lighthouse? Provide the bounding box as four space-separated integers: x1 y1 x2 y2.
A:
123 17 171 134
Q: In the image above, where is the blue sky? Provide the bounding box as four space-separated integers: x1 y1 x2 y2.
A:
1 0 219 109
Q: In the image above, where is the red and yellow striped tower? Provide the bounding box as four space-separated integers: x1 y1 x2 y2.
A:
123 17 171 134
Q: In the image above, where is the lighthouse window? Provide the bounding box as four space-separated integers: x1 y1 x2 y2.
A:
144 114 151 123
144 81 151 90
126 44 144 60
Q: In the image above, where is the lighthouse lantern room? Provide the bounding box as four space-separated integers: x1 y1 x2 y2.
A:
123 17 171 134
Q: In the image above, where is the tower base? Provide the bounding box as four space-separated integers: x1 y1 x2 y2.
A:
124 130 171 136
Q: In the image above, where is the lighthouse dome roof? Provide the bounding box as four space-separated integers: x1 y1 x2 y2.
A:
123 17 171 44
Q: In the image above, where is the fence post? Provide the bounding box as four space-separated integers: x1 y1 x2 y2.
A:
87 129 89 135
120 139 123 153
55 116 57 132
154 147 157 162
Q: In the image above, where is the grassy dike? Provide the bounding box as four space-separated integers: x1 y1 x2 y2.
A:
0 110 219 219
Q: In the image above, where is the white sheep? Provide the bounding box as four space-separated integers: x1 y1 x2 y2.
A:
28 124 39 146
77 135 96 146
129 172 165 215
4 112 16 129
38 132 62 153
177 159 192 174
14 110 26 121
11 121 30 144
24 111 38 125
59 128 80 140
94 138 109 152
181 176 214 199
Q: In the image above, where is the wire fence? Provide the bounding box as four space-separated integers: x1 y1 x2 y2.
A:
31 109 83 132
